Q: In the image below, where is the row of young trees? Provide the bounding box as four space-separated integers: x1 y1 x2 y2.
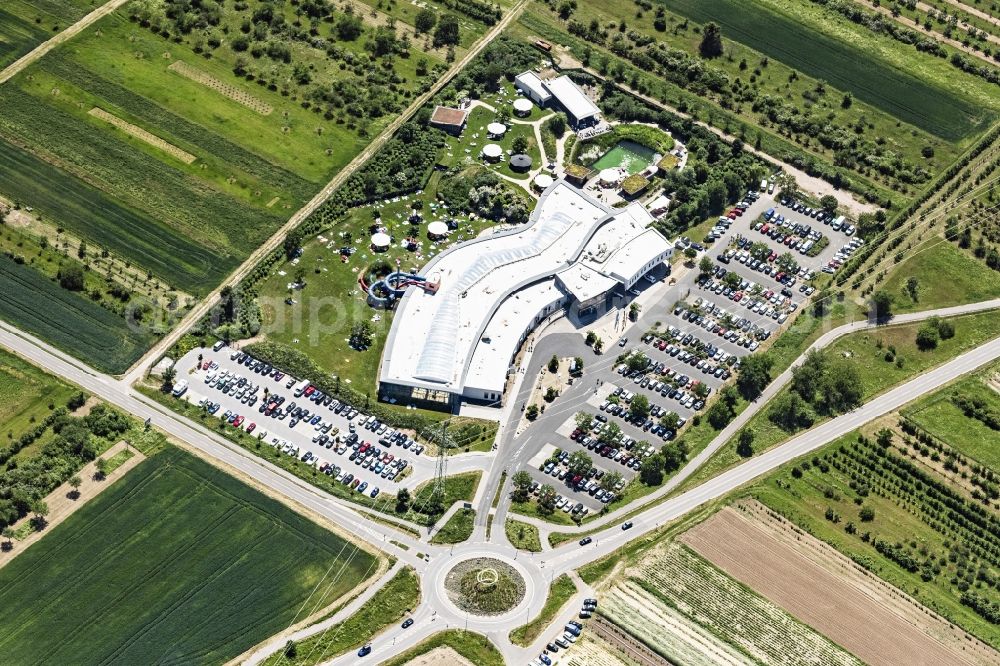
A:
0 402 132 531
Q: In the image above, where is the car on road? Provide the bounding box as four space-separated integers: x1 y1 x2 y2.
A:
622 521 633 530
357 644 371 657
579 537 592 546
401 618 413 629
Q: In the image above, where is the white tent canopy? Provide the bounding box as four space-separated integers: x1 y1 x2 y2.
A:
533 173 554 190
487 122 507 136
482 143 503 159
371 232 391 248
599 168 623 185
427 221 449 237
513 98 533 114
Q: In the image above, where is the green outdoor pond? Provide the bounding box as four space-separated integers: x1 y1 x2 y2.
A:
591 140 657 174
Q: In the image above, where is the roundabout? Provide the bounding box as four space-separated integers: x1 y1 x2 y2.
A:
444 557 525 616
424 546 549 634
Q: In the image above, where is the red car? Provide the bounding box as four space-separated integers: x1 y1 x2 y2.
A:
246 422 256 433
233 415 244 427
202 360 211 370
304 385 316 396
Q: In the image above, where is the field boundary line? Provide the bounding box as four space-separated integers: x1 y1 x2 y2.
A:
0 0 131 86
88 107 197 164
591 614 676 666
122 0 531 383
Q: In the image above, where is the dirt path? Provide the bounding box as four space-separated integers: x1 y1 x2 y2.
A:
404 646 475 666
572 66 879 217
0 441 144 569
938 0 1000 31
867 0 1000 63
123 0 531 384
0 0 131 86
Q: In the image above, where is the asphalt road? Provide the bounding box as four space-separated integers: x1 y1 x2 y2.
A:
1 296 998 665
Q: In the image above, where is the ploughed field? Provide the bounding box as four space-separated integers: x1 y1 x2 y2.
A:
0 448 378 665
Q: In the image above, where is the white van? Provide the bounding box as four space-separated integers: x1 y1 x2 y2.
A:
212 340 225 352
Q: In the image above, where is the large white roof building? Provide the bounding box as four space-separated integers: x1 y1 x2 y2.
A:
379 181 671 408
514 72 601 127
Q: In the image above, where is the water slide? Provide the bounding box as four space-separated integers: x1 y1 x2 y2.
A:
364 271 438 306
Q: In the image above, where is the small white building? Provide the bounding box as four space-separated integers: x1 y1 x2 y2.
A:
514 71 552 106
514 72 602 128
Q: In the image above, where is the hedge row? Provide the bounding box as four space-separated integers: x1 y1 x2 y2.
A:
244 340 435 432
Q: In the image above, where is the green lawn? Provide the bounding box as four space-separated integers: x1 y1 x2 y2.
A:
378 630 505 666
510 574 577 646
904 369 1000 472
441 106 543 179
0 448 380 665
881 240 1000 312
505 518 542 551
430 508 476 544
255 175 500 395
0 346 76 439
262 566 420 666
753 431 1000 647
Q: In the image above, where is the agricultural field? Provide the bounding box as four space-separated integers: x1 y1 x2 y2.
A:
0 252 155 373
0 447 379 665
659 0 997 140
0 0 483 294
682 502 997 666
754 430 1000 646
903 364 1000 472
601 540 862 666
0 0 95 69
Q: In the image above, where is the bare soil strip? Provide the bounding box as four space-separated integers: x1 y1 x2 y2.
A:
591 615 673 666
0 441 144 569
404 646 475 666
168 60 273 115
89 107 197 164
681 504 1000 666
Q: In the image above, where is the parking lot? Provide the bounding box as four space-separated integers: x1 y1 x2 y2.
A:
171 346 439 497
509 185 859 514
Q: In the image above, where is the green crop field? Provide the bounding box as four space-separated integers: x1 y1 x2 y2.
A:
0 0 95 69
0 0 460 294
659 0 994 141
0 253 154 373
0 447 379 665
